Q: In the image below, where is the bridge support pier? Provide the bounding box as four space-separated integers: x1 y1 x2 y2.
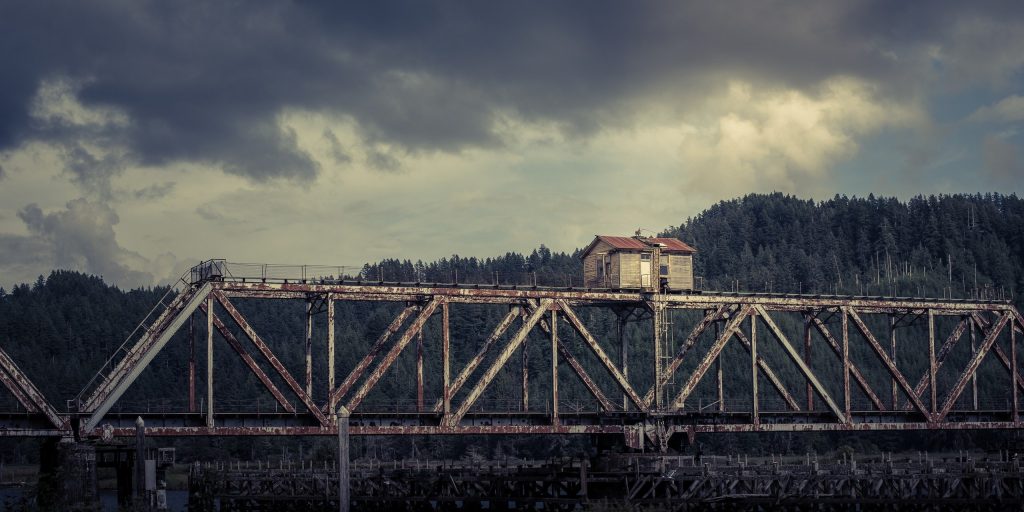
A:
338 406 350 512
37 438 98 511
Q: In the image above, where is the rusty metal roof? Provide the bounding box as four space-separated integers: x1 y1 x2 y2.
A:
582 235 697 257
647 237 697 253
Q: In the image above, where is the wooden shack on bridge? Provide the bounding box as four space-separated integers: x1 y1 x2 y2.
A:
581 235 697 291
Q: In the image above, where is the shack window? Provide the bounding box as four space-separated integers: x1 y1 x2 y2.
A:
660 264 669 276
641 253 651 261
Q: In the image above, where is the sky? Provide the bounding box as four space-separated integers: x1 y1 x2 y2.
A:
1 1 1023 289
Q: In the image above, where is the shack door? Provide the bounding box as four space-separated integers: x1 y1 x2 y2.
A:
640 253 652 287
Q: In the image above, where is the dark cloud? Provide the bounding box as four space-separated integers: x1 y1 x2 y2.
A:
14 199 154 286
0 0 1022 183
0 163 5 181
130 182 175 201
322 129 352 165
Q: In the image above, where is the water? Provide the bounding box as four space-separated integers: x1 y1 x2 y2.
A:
0 488 188 511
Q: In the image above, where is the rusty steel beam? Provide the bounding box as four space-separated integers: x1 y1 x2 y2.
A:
642 305 728 407
416 330 424 413
755 306 843 421
804 314 813 412
732 330 800 411
442 301 451 416
936 312 1010 421
198 302 295 413
1014 311 1019 423
810 317 886 411
557 340 615 412
556 300 647 411
189 313 196 413
929 310 937 414
751 312 759 426
213 280 1011 313
0 350 63 429
345 298 443 413
0 366 38 413
215 293 330 426
551 310 559 425
433 308 520 413
672 306 751 410
206 295 214 428
902 316 969 411
972 312 1024 393
329 306 416 412
87 417 1024 438
842 308 850 422
846 308 931 420
304 300 313 398
326 297 335 409
83 282 213 430
445 300 552 426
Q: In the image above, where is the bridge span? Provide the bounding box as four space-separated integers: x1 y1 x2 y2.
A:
0 260 1020 450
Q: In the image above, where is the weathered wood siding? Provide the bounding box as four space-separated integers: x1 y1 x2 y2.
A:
583 240 616 288
618 252 642 289
667 254 694 290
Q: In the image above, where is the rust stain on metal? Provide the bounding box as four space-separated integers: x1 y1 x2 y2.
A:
643 305 727 407
847 308 930 421
755 306 844 421
433 307 519 413
198 301 295 413
810 316 886 411
732 330 800 411
557 342 615 411
328 305 415 412
346 297 443 412
445 300 551 426
903 316 969 411
556 300 647 411
672 305 751 410
215 292 330 426
936 312 1010 420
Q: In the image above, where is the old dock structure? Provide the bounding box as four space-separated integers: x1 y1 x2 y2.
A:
187 453 1024 511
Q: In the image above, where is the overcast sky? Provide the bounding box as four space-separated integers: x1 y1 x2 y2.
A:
1 1 1023 289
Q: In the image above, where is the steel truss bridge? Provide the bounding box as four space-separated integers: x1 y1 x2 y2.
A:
0 261 1021 450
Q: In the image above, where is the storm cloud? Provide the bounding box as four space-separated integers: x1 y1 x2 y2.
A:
1 1 1020 182
0 1 1022 288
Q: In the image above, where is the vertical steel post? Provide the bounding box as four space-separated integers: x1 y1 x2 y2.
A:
206 296 213 428
416 329 424 413
653 301 664 409
890 315 897 411
751 312 759 426
716 319 724 413
971 318 978 411
442 301 451 416
551 310 559 426
337 407 350 512
619 317 628 412
327 297 335 411
1012 317 1019 423
842 307 850 423
188 313 196 413
929 310 937 416
305 300 313 398
804 313 813 412
135 416 145 502
521 333 529 412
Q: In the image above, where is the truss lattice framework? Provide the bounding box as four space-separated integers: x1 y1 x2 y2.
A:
0 268 1021 447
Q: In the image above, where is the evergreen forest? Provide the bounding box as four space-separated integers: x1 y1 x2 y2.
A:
1 192 1022 462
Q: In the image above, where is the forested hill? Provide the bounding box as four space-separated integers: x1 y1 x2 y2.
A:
670 193 1023 300
363 192 1023 302
0 192 1021 457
